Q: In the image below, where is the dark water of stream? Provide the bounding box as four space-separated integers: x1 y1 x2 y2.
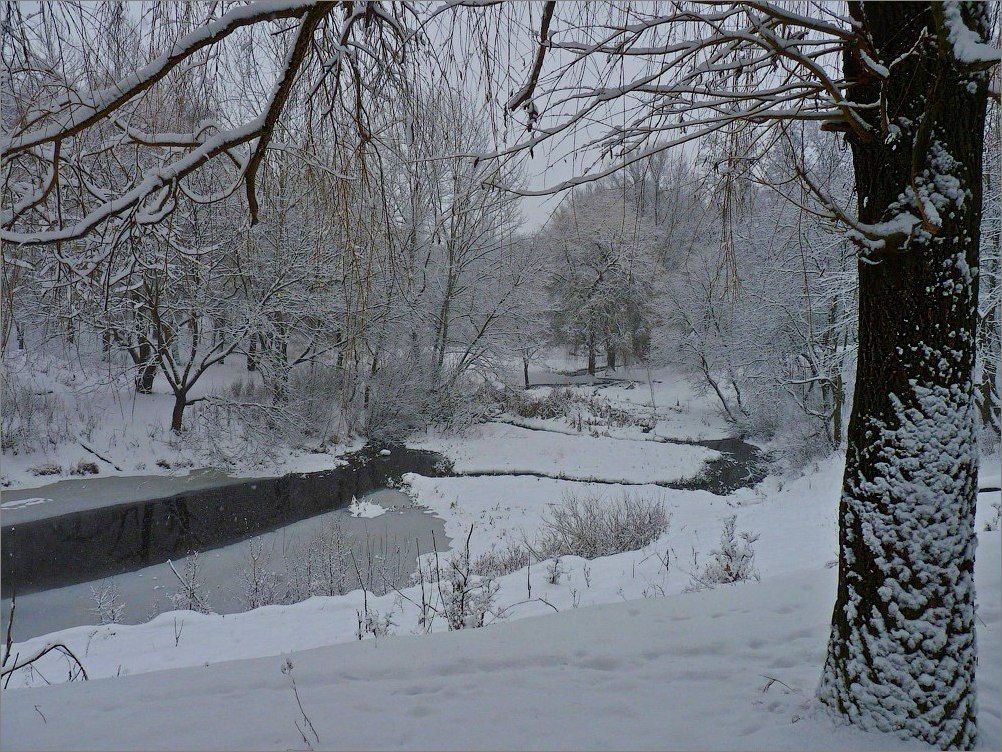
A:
673 438 767 496
0 432 767 640
1 445 448 598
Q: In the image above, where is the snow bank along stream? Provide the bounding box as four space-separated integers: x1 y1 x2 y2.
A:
1 434 766 641
1 447 449 638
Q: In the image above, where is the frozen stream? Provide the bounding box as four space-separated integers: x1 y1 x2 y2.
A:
1 488 448 641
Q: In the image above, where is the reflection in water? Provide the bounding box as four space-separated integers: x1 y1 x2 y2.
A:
2 446 446 597
1 489 448 641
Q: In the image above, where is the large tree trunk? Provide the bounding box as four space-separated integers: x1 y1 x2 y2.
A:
817 3 990 748
134 341 157 394
170 392 187 433
586 325 596 376
246 333 257 372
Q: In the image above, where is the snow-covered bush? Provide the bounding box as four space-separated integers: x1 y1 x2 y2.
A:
89 581 124 625
533 491 669 560
69 460 100 476
412 532 500 630
471 541 531 579
242 537 283 609
189 363 344 465
355 607 397 640
167 553 212 614
986 501 1001 533
685 515 760 592
438 550 499 630
28 462 62 476
285 518 353 599
504 386 576 420
1 370 73 453
353 535 413 597
546 557 563 584
361 355 486 442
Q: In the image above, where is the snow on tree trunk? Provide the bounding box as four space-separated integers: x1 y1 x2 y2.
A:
818 3 992 748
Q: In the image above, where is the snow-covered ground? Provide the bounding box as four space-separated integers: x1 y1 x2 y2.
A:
1 350 359 491
414 422 719 485
2 515 999 751
2 359 1000 750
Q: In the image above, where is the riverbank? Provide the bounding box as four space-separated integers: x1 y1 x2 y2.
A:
3 368 998 751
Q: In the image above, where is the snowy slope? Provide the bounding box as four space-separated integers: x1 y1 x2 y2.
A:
2 534 998 751
2 367 999 751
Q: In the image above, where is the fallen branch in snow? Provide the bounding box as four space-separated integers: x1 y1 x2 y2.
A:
492 417 677 445
2 589 14 669
2 589 16 688
452 468 699 490
79 442 123 472
0 642 88 682
760 674 799 694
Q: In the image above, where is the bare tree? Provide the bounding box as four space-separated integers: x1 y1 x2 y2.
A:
2 2 998 747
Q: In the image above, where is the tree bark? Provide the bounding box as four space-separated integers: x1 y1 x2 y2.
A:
170 392 187 433
246 333 257 372
134 341 157 394
523 355 530 389
817 3 990 747
587 324 596 376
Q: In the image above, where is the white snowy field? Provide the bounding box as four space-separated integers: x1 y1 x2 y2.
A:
2 527 999 751
1 362 1000 750
414 422 719 485
1 350 361 491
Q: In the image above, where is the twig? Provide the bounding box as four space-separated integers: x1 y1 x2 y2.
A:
79 442 123 471
488 596 559 624
3 653 18 689
348 549 370 639
282 660 319 747
760 674 798 693
3 587 15 669
1 643 88 681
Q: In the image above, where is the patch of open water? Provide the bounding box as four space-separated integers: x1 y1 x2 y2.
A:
1 488 448 641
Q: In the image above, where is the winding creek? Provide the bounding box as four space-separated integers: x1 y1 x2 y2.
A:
1 434 765 641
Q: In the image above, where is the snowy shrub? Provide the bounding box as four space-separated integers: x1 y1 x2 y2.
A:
241 537 283 609
89 581 124 625
285 518 353 600
413 532 500 630
533 491 669 560
355 607 397 640
685 515 760 592
737 396 835 470
438 550 499 630
495 386 654 435
167 553 212 614
28 462 62 477
190 364 344 465
986 501 1001 533
3 388 70 453
353 534 413 597
471 541 531 579
546 557 563 584
504 386 576 420
0 366 103 454
69 460 100 476
362 355 486 442
577 394 650 430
